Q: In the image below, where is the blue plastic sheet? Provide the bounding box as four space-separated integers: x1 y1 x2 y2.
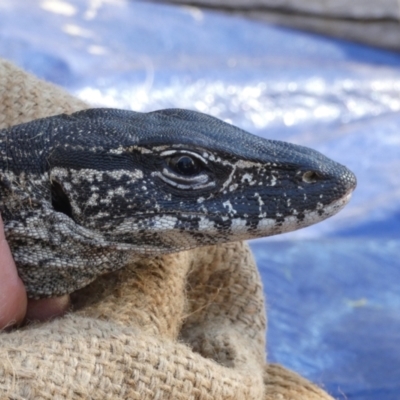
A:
0 1 399 398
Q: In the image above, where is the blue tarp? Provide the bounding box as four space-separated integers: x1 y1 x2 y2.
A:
0 1 399 398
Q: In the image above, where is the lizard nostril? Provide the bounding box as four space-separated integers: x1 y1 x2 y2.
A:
302 171 321 184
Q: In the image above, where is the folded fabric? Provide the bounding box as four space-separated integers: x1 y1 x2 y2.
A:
162 0 400 51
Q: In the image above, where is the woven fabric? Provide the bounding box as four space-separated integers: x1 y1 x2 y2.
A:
0 59 333 400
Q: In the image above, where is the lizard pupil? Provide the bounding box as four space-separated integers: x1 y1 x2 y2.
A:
170 155 200 176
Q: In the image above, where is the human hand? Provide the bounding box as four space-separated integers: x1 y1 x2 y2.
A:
0 215 69 329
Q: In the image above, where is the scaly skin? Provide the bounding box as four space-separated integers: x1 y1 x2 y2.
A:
0 108 356 298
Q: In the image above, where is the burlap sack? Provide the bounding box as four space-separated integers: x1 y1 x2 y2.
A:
0 59 333 400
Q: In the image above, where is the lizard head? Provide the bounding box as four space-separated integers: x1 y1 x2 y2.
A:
2 108 356 297
48 108 356 255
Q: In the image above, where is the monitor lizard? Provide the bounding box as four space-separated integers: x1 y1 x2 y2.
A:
0 108 356 298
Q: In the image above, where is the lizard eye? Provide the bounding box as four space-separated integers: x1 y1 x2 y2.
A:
169 155 200 176
157 150 216 190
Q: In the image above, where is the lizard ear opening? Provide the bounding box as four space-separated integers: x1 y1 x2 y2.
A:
51 180 73 219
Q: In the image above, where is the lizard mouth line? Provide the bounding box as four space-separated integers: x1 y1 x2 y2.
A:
104 188 355 221
101 188 354 230
107 189 356 253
